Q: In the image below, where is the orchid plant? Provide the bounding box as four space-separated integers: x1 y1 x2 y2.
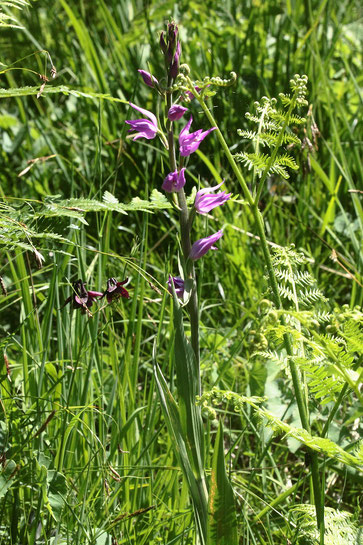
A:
125 20 313 545
124 21 236 545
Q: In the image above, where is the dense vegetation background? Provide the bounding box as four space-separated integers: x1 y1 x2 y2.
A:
0 0 362 544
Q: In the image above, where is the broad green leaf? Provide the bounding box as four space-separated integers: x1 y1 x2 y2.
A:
154 364 208 544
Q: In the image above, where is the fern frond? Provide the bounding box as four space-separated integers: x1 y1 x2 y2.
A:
274 153 299 169
298 288 328 306
244 112 281 131
198 388 363 469
292 505 363 545
0 0 29 28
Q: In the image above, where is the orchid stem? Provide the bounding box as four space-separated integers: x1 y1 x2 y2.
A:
166 86 201 392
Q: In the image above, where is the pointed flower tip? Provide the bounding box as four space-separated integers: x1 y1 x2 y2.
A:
189 230 223 260
138 69 158 88
179 118 216 157
125 103 158 140
195 181 231 214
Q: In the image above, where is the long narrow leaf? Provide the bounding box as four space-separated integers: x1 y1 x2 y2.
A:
207 422 238 545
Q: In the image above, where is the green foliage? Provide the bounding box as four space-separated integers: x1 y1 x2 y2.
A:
292 505 363 545
0 0 362 543
207 422 238 545
198 388 363 470
270 245 327 307
0 0 29 29
155 293 208 543
235 76 308 182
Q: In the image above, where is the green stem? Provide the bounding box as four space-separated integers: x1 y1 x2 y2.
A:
166 87 200 388
196 91 323 527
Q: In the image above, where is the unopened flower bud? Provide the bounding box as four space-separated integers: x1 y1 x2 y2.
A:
166 21 178 62
138 69 158 88
170 41 181 79
160 31 167 54
168 104 188 121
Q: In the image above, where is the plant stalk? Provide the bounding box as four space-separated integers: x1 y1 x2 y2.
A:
166 88 201 391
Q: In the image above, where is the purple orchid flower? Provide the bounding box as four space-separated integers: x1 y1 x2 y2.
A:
125 103 158 140
179 116 216 157
63 280 103 312
189 230 223 260
167 276 184 297
162 168 186 193
168 104 188 121
138 69 158 88
102 277 130 303
195 182 231 214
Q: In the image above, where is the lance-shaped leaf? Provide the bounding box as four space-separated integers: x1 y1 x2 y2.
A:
207 421 238 545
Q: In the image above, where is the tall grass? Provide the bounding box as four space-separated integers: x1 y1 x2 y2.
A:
0 1 362 544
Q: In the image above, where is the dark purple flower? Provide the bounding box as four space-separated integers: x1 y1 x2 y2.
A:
195 182 231 214
125 103 158 140
64 280 103 312
138 69 158 88
189 230 223 260
162 168 186 193
167 276 184 297
179 116 216 157
168 104 188 121
102 278 130 303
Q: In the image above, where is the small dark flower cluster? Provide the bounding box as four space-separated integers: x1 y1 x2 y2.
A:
64 278 130 313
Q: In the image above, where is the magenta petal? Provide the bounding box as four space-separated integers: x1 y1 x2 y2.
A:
179 118 216 156
168 104 188 121
162 168 186 193
125 119 158 140
189 230 223 260
129 103 158 128
179 116 193 143
167 275 184 297
88 291 103 298
195 182 231 214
